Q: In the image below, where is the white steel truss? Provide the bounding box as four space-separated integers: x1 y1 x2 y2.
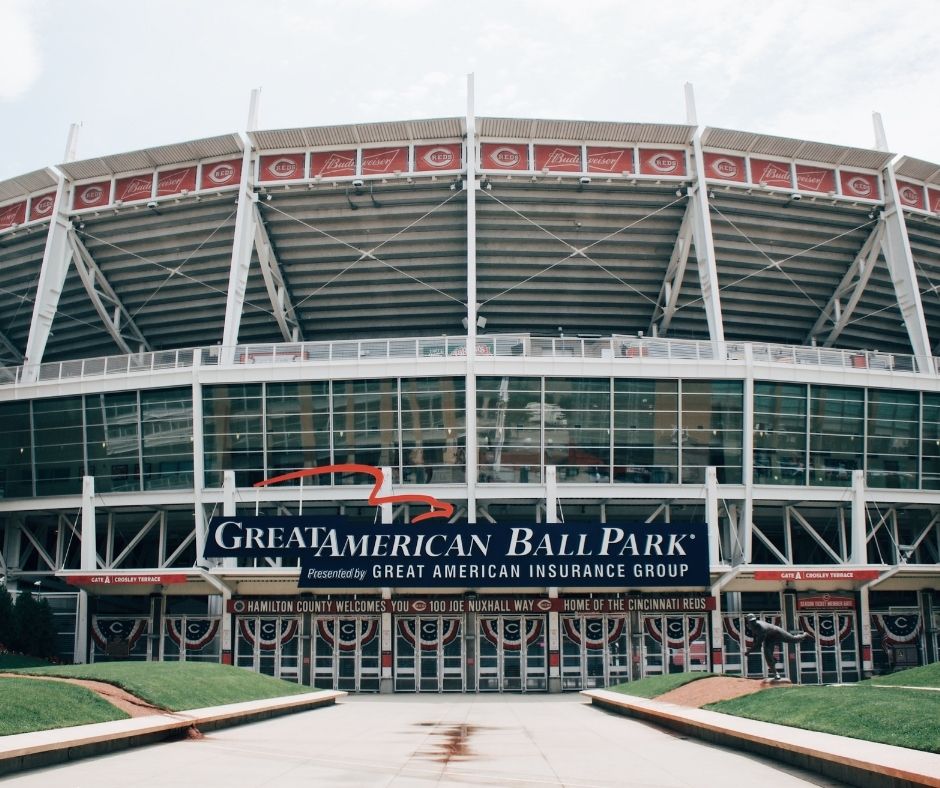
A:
649 200 694 337
253 203 303 343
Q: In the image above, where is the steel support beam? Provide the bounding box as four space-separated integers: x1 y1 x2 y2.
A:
252 204 302 343
806 222 884 347
689 146 726 342
465 73 479 523
0 329 22 365
649 201 694 337
67 230 151 354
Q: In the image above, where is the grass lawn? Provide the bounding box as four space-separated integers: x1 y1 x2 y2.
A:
0 677 128 736
607 672 713 698
11 661 313 712
862 661 940 688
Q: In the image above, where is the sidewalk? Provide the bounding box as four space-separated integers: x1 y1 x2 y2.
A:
582 688 940 788
0 690 344 777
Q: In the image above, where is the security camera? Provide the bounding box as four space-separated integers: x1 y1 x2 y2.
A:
352 179 365 189
579 176 591 185
790 192 802 201
146 200 159 209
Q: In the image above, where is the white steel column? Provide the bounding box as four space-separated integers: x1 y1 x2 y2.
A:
741 346 755 564
379 467 394 691
192 355 207 566
873 113 933 372
544 465 561 691
221 89 261 358
380 465 393 525
705 466 720 566
851 469 867 564
465 73 479 523
75 475 96 663
685 84 725 343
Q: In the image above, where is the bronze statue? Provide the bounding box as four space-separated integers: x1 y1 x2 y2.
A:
745 614 811 680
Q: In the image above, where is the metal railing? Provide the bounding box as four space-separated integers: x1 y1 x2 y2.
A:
2 334 931 387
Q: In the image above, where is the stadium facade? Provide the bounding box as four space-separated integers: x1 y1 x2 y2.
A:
1 87 938 692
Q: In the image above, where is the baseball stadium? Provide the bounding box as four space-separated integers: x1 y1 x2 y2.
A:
1 87 938 693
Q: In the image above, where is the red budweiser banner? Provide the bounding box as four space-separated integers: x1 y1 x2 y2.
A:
481 143 528 171
0 201 26 230
929 188 940 214
638 148 686 177
29 192 56 221
703 152 746 182
896 180 925 210
361 147 408 175
840 171 879 200
795 164 835 194
200 159 242 190
414 143 461 172
751 158 792 188
587 147 633 174
73 181 112 209
311 150 356 178
259 153 305 182
114 174 154 203
534 144 582 172
157 167 197 196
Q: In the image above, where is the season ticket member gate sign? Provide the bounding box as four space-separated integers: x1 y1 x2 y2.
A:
204 518 709 588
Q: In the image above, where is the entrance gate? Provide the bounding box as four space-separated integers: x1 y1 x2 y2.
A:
797 612 859 684
313 616 381 692
235 616 300 682
394 616 465 692
560 615 630 690
640 614 709 676
477 615 548 692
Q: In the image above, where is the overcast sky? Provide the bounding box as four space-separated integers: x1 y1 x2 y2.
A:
1 0 938 184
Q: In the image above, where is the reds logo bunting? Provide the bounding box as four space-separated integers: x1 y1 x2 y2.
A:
91 617 148 649
239 618 298 651
562 617 624 649
643 615 705 647
397 618 461 650
872 613 921 647
165 618 219 650
799 613 853 646
317 618 379 652
480 617 542 650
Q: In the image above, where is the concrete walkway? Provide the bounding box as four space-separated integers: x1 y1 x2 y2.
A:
583 689 940 788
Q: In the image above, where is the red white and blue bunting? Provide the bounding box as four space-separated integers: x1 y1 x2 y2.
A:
872 613 922 647
397 618 461 651
799 614 853 646
91 617 148 650
562 617 625 650
317 618 379 652
643 615 706 648
238 618 299 652
165 618 220 651
480 617 543 650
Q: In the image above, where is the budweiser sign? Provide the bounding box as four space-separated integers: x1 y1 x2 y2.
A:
361 147 408 175
795 164 835 194
751 159 792 188
415 143 461 171
896 181 924 209
157 167 197 196
115 174 153 202
534 145 581 172
639 149 686 177
587 147 633 174
840 171 878 199
260 153 304 181
311 150 356 177
201 159 241 189
481 143 527 170
929 188 940 214
0 201 26 229
75 181 111 208
30 192 56 220
704 152 745 181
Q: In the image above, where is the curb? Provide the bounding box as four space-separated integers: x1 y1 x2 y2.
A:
582 689 940 788
0 690 345 777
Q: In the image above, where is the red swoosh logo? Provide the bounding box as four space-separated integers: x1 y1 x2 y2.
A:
253 463 454 524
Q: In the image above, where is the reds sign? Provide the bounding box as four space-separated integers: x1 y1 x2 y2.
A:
704 152 745 182
74 181 111 209
200 159 242 189
115 174 154 203
259 153 305 182
0 201 26 230
157 167 197 196
361 147 408 175
587 147 633 174
751 159 792 189
896 180 925 209
481 143 528 171
414 143 461 171
795 164 835 194
840 171 879 200
638 149 686 177
534 144 581 172
30 192 56 221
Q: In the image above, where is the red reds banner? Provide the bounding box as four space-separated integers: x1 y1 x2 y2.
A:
751 158 792 188
0 201 26 230
481 142 528 171
703 152 746 182
29 192 56 221
929 188 940 214
157 166 197 196
638 148 686 177
200 159 242 190
73 180 112 209
114 173 154 203
840 170 879 200
795 164 836 194
534 144 582 172
259 153 305 182
414 143 462 171
361 146 408 175
896 180 925 210
311 150 356 178
587 147 634 174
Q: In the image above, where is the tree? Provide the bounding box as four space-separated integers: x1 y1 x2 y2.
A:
33 597 58 659
0 584 13 650
11 591 39 655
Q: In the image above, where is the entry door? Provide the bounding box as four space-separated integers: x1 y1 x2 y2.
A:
394 616 464 692
640 614 709 677
235 617 300 682
477 616 548 692
313 617 381 692
560 615 630 690
797 612 858 684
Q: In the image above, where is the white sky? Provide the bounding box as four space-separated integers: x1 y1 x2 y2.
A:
1 0 938 184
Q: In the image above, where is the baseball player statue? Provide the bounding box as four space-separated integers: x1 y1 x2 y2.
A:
745 614 811 680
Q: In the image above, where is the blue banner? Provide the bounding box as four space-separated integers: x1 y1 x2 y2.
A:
205 517 709 588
